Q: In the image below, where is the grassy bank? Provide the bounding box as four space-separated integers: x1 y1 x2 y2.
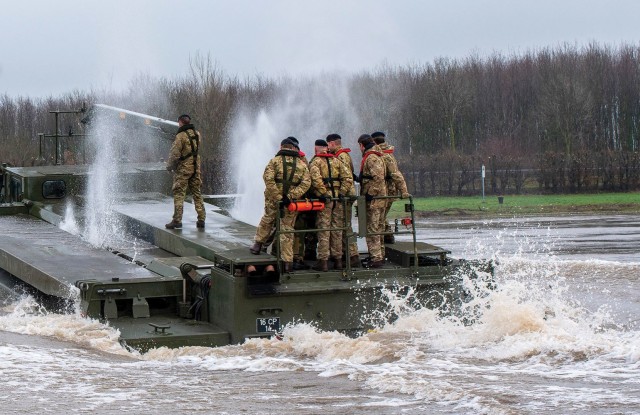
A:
388 192 640 218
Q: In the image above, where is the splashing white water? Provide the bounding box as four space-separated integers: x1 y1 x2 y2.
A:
83 117 123 247
59 200 81 235
3 218 639 413
0 294 132 357
229 76 363 225
229 111 280 225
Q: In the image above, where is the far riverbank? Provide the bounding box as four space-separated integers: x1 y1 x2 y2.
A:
389 192 640 218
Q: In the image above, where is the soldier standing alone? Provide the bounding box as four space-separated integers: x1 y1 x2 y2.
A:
165 114 206 229
250 138 311 272
309 139 353 271
357 134 387 268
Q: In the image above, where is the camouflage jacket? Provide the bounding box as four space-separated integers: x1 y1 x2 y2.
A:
359 146 387 207
330 145 357 196
167 124 201 175
263 149 311 202
377 142 409 197
309 153 353 198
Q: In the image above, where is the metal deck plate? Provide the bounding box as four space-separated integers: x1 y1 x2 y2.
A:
113 196 259 260
0 214 159 297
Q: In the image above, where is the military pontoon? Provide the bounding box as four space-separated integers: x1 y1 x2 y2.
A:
0 105 489 351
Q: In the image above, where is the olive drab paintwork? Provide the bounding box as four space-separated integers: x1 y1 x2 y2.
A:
309 153 353 261
167 125 206 223
359 147 387 262
331 145 359 258
254 149 311 262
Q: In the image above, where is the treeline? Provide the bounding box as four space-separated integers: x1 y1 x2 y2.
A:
1 44 639 195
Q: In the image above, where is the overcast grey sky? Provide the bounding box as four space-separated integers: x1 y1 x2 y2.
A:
1 0 639 98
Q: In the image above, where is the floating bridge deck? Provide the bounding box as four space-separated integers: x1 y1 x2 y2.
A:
0 193 452 298
0 214 159 297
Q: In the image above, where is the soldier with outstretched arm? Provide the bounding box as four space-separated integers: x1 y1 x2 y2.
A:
165 114 206 229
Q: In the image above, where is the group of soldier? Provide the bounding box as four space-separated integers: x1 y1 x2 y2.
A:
162 113 410 272
249 132 410 272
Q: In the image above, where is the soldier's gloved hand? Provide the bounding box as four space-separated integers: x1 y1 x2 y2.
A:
365 193 374 202
318 195 328 203
281 195 291 206
402 192 411 199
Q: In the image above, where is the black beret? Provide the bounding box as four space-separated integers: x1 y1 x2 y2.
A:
315 139 328 147
288 136 299 145
371 131 385 139
281 138 295 146
358 134 372 143
178 114 191 121
326 133 341 142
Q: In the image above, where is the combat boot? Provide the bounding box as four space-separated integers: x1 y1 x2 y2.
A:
384 226 395 244
249 242 263 255
333 257 343 270
370 259 385 269
284 262 293 273
350 255 361 268
312 259 328 272
196 220 205 228
292 259 310 270
165 220 182 229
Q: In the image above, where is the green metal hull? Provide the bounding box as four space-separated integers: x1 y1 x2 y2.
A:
0 107 491 350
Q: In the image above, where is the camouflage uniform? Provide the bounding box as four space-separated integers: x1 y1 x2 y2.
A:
254 149 311 262
292 151 312 262
377 142 410 246
331 145 359 258
309 152 353 261
359 146 387 262
166 124 205 223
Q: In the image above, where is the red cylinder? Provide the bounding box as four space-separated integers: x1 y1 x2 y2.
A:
287 201 325 212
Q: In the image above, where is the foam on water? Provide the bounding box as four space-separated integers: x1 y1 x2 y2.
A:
0 295 132 357
3 216 639 412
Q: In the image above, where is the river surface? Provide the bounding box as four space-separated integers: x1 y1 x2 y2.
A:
1 214 639 414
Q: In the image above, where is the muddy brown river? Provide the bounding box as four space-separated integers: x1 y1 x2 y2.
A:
1 214 639 414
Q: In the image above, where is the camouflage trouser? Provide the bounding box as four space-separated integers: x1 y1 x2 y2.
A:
172 171 205 222
381 199 396 256
345 200 358 258
365 203 385 262
293 212 315 261
383 199 394 232
255 200 298 262
315 201 345 260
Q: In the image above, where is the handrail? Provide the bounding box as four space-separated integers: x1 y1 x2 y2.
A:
274 194 417 277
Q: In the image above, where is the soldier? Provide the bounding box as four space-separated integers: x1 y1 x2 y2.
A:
250 138 311 272
309 139 353 271
357 134 387 268
371 131 411 245
289 137 315 269
165 114 206 229
326 133 360 267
